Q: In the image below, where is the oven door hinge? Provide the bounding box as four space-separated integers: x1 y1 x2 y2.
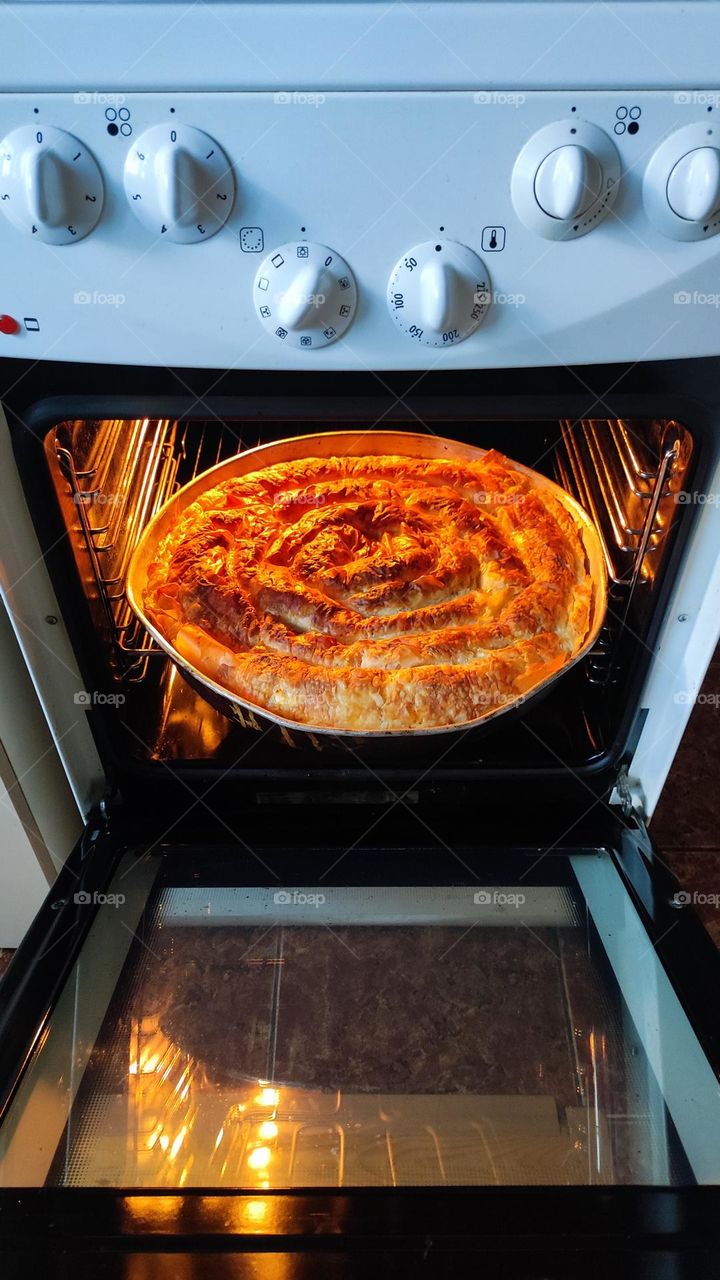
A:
80 794 113 862
614 764 649 837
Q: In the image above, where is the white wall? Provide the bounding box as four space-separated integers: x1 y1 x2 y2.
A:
0 776 50 948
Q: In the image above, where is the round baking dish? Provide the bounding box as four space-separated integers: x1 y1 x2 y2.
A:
127 430 608 752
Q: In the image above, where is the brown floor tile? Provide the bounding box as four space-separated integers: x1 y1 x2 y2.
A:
651 641 720 949
651 652 720 850
656 849 720 949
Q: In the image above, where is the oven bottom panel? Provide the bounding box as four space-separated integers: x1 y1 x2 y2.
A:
1 842 718 1196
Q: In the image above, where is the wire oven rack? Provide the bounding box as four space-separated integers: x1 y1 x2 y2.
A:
553 418 691 683
53 416 692 687
55 418 238 681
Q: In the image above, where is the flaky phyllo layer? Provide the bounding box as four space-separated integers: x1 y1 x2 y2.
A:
143 451 595 731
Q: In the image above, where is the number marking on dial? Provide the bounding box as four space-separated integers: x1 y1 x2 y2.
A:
123 124 235 243
387 241 491 348
0 125 103 244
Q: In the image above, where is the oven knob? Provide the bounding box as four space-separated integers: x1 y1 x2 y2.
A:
386 241 490 347
512 121 621 239
534 145 603 220
254 242 357 348
644 126 720 239
124 124 235 243
667 148 720 221
0 125 103 244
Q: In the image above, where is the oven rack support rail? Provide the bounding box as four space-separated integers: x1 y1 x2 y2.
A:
55 418 229 681
554 418 689 684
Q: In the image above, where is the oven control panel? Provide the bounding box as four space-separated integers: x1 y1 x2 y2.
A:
1 91 720 369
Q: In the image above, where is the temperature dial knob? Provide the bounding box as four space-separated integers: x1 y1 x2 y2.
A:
124 124 235 243
644 125 720 240
0 125 103 244
254 242 357 349
387 241 490 347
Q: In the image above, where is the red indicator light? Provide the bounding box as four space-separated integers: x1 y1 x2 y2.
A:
0 314 20 335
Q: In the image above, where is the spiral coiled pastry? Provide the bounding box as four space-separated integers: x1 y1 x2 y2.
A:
143 450 595 732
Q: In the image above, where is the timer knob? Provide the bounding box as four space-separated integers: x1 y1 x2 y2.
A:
0 125 103 244
124 124 235 242
387 241 490 347
512 121 621 239
644 126 720 240
254 242 357 349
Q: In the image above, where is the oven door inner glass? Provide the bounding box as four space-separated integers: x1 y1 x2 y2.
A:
0 849 718 1189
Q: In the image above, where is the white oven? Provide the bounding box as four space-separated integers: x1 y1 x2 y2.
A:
1 2 720 1274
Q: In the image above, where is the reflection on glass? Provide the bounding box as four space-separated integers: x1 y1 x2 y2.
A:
1 861 717 1188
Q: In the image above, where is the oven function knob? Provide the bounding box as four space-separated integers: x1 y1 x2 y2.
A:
254 242 357 348
643 126 720 239
124 125 235 243
667 148 720 221
512 121 621 239
387 241 490 347
0 126 103 244
534 145 603 221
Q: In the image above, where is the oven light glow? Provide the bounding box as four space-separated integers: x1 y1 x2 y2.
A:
158 1134 170 1152
258 1121 278 1140
255 1087 279 1107
146 1124 163 1150
170 1126 188 1160
244 1200 268 1224
214 1127 225 1150
247 1146 272 1171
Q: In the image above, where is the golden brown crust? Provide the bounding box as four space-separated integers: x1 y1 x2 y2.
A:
143 450 595 731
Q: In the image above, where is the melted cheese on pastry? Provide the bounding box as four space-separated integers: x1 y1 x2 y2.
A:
143 450 595 732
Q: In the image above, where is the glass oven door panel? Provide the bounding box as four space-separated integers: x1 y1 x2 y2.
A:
0 849 718 1190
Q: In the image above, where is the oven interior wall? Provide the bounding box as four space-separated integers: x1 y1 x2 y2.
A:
37 413 693 801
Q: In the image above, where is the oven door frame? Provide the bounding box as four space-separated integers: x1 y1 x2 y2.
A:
1 353 718 824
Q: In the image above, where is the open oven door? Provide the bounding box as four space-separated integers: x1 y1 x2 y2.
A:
0 800 719 1278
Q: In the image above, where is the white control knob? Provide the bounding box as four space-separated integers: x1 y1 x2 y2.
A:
512 121 621 240
387 241 490 347
667 148 720 222
254 242 357 349
124 124 235 242
644 124 720 240
534 144 603 221
0 125 103 244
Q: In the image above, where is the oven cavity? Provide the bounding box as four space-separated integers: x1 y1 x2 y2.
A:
46 416 693 786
